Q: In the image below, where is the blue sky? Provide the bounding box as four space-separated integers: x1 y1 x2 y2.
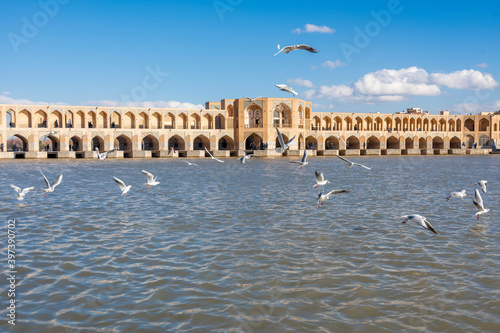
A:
1 0 499 114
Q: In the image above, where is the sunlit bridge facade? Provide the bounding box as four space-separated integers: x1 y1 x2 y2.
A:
1 99 500 159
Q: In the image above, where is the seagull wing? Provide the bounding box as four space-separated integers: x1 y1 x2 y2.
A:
353 162 372 170
40 170 50 188
286 136 296 146
10 185 21 194
275 127 285 148
273 45 286 56
315 171 324 183
325 189 349 198
301 149 307 163
106 149 116 155
22 187 35 195
336 154 351 165
423 218 438 234
473 189 485 211
214 157 224 163
298 44 319 53
204 147 214 158
51 174 63 189
142 170 155 182
113 177 127 191
239 156 246 164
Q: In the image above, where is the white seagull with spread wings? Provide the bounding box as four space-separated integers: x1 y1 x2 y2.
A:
313 171 330 188
11 185 35 201
142 170 160 189
446 189 467 201
317 189 349 208
96 147 116 160
475 180 488 193
274 44 319 56
113 177 132 196
240 154 258 164
40 170 63 197
204 147 224 163
275 126 296 154
336 154 371 170
400 214 438 235
473 189 490 220
290 150 308 168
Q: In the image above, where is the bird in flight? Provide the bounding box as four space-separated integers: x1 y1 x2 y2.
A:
275 84 298 96
274 44 319 56
275 126 296 154
204 147 224 163
290 150 308 168
336 154 371 170
400 214 438 235
473 189 490 220
317 189 349 208
113 177 132 196
142 170 160 189
475 180 488 193
313 171 330 188
446 189 467 201
96 147 116 160
11 185 35 201
40 170 63 197
240 154 258 164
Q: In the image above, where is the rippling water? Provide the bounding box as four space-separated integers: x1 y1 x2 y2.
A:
1 155 499 332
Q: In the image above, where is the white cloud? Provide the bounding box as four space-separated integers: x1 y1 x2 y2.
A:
86 100 204 109
312 103 335 110
475 62 488 68
2 91 10 95
451 100 500 115
322 60 347 70
293 24 335 34
430 69 498 90
0 94 54 105
287 78 314 88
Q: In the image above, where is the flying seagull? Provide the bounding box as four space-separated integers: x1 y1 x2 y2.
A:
313 171 330 188
446 189 467 201
274 44 319 56
317 189 349 208
184 161 199 167
290 150 308 168
113 177 132 196
96 147 116 160
204 147 224 163
275 126 296 154
40 170 63 197
473 189 490 220
400 214 438 235
10 185 35 201
475 180 488 193
336 154 371 170
240 154 258 164
142 170 160 189
275 84 298 96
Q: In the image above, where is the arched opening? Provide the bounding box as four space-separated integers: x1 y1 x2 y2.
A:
387 136 400 149
88 111 97 128
417 118 422 131
439 119 446 131
355 117 363 131
92 136 105 151
334 116 342 130
409 118 415 131
275 133 292 150
345 117 353 131
346 136 360 149
218 136 234 150
456 119 461 131
419 138 427 149
430 119 438 131
138 112 148 129
273 103 291 127
465 135 474 148
385 118 392 131
190 114 201 129
246 133 263 150
164 113 175 129
35 110 48 128
49 110 62 128
98 111 108 128
193 135 210 150
405 137 414 149
479 134 490 148
305 136 318 150
7 135 28 151
395 118 402 131
215 114 225 129
69 136 82 151
142 135 159 150
298 106 304 127
227 105 234 117
312 116 321 130
449 136 461 149
115 135 132 151
325 136 339 150
111 112 121 128
66 110 74 128
423 119 429 131
479 119 489 132
374 117 383 131
432 137 444 149
464 119 474 131
151 113 161 129
367 136 380 149
18 110 32 128
202 114 213 129
323 116 332 130
123 112 135 129
6 109 15 127
40 134 59 151
179 113 188 129
168 135 185 150
365 117 373 131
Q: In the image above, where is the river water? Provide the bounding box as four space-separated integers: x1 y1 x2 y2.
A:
0 155 499 332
